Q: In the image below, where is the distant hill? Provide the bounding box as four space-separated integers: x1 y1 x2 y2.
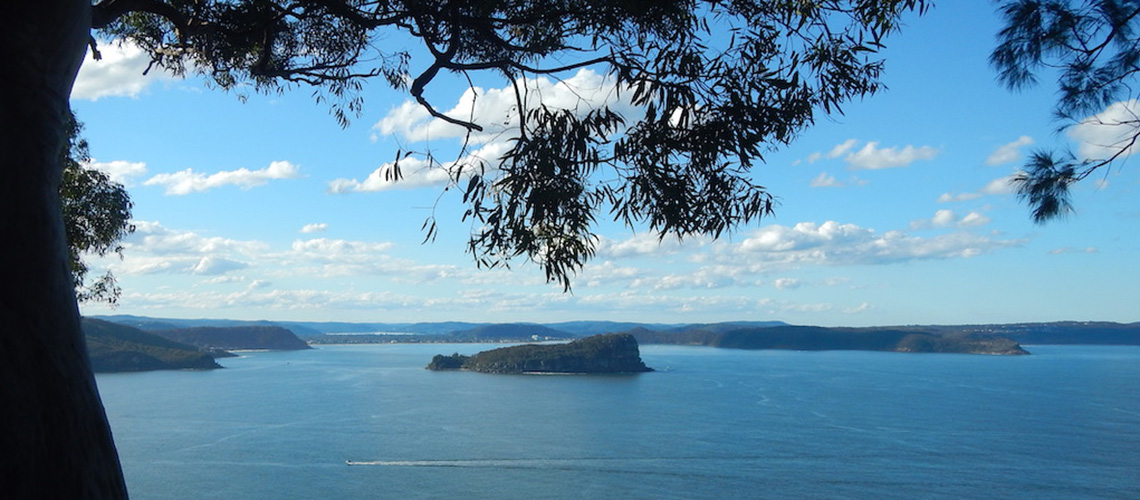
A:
448 323 574 341
428 333 652 374
919 321 1140 345
629 325 1028 355
83 318 221 372
152 326 311 351
92 315 1140 347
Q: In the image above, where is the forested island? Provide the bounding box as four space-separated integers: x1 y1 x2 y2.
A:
427 333 653 374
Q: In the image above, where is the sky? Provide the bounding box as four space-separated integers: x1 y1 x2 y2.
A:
71 3 1140 327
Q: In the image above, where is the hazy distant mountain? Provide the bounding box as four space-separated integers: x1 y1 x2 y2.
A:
627 325 1028 355
92 315 1140 346
448 323 574 341
83 318 221 372
917 321 1140 345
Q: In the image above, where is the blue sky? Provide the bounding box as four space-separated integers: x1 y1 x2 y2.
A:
72 3 1140 326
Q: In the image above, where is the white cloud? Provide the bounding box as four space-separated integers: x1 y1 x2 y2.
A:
300 223 328 234
290 238 394 256
73 40 176 100
801 139 859 164
931 209 957 228
982 174 1018 195
190 256 248 275
828 139 859 159
773 278 801 290
845 142 939 170
936 192 982 203
1049 246 1097 255
986 136 1034 165
936 174 1018 203
329 142 508 193
810 172 843 188
106 221 266 276
145 160 300 195
84 159 147 185
373 68 636 145
1068 99 1140 161
595 233 692 259
728 220 1020 269
958 212 991 228
910 210 991 230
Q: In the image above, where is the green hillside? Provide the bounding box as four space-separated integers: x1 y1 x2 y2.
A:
83 318 221 372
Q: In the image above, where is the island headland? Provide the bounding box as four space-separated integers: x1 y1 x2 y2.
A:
427 333 653 374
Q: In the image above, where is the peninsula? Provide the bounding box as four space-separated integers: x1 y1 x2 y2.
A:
427 333 653 374
626 325 1029 355
83 318 221 372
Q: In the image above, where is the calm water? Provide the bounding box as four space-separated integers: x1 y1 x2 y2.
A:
95 344 1140 499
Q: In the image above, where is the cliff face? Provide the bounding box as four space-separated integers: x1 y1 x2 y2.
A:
427 333 653 374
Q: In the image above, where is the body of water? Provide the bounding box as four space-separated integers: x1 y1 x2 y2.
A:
95 344 1140 499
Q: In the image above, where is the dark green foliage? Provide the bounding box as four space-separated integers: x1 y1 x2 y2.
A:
427 353 470 370
992 0 1140 221
152 326 311 351
93 0 928 289
83 318 221 372
60 110 134 303
429 333 652 373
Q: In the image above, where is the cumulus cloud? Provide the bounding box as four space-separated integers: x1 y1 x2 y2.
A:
728 220 1019 269
300 223 328 234
84 159 148 185
982 174 1018 195
99 221 452 286
845 142 939 170
291 238 394 256
986 136 1034 165
1068 99 1140 161
936 192 982 203
145 160 301 195
773 278 801 290
73 40 177 100
937 173 1018 203
810 172 843 188
595 233 693 259
330 142 510 193
802 138 859 164
828 139 859 159
190 256 248 275
373 68 637 145
910 210 991 230
106 221 265 276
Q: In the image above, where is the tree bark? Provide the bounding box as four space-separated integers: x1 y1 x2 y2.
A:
0 0 129 498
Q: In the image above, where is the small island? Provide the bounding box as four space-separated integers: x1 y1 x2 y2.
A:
427 333 653 374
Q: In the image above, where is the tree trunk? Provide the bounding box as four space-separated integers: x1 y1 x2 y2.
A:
0 1 129 498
